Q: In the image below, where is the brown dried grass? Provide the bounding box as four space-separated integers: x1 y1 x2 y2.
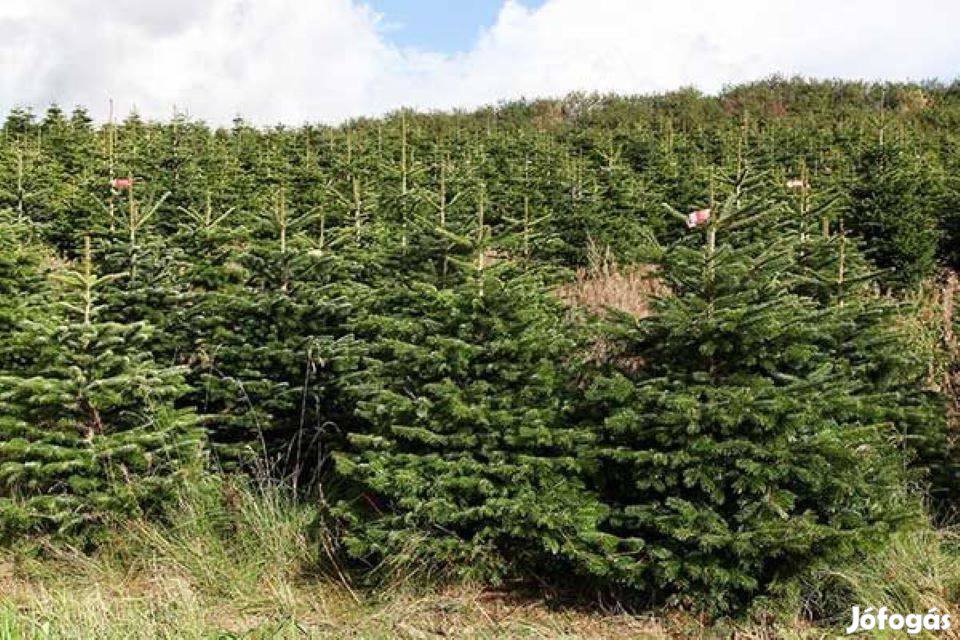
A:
559 263 666 319
557 246 668 373
558 241 667 320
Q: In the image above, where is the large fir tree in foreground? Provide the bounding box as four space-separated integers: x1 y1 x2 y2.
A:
0 238 204 536
580 187 919 612
332 216 605 582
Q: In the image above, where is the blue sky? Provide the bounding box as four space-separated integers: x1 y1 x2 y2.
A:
368 0 546 53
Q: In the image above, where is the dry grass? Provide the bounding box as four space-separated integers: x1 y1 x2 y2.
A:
0 568 646 639
0 476 672 639
0 476 956 639
893 271 960 422
0 561 835 640
557 246 667 373
559 261 666 320
0 548 668 639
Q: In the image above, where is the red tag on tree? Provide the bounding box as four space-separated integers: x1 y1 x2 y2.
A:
110 177 133 189
686 208 711 228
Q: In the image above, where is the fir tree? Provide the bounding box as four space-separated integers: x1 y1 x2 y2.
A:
0 137 67 228
781 165 954 497
0 215 50 370
575 132 659 262
0 238 203 536
848 141 943 290
332 214 604 583
191 187 362 469
89 176 186 361
579 187 919 612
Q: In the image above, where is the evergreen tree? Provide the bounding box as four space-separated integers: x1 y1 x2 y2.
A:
0 238 203 536
578 188 919 612
848 141 943 289
332 215 604 583
780 166 954 497
191 187 362 469
544 133 648 265
939 164 960 271
0 215 50 369
92 179 182 356
0 137 67 229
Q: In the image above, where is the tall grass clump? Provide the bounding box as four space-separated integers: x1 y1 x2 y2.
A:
0 473 332 639
791 524 960 638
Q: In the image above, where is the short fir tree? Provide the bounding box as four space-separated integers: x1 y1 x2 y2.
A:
332 215 605 583
0 238 204 536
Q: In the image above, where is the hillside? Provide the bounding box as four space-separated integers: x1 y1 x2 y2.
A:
0 78 959 637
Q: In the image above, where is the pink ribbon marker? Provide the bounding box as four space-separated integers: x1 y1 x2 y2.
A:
686 208 711 228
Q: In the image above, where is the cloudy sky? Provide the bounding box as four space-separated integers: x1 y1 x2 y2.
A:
1 0 958 125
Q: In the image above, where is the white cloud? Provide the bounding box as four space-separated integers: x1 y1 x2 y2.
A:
0 0 958 125
0 0 396 123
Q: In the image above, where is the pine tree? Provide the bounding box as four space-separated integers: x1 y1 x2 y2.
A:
88 175 187 362
0 136 69 231
942 171 960 271
0 215 50 370
781 164 954 498
574 132 659 262
191 186 362 469
578 185 919 612
0 238 204 537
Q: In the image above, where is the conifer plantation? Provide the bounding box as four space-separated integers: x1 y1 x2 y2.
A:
1 79 960 634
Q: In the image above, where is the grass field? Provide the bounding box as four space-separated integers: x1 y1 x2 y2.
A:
0 476 955 639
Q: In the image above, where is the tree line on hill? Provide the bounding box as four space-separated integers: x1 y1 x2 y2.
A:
0 77 958 613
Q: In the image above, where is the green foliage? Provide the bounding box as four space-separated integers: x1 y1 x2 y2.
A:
848 142 944 289
578 183 922 612
333 222 604 583
0 239 203 537
185 187 364 468
0 80 957 616
0 217 51 370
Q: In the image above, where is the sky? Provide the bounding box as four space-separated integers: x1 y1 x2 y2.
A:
367 0 546 53
0 0 958 125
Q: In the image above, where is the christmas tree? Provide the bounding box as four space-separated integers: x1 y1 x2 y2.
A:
0 238 204 536
332 212 605 583
189 186 362 470
579 183 918 612
0 215 50 369
848 140 944 290
779 163 954 499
